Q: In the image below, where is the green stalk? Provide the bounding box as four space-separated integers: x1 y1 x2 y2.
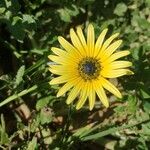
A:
0 85 37 107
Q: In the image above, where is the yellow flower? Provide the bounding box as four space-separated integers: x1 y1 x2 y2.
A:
48 24 133 110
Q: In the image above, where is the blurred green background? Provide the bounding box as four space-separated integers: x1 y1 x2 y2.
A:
0 0 150 149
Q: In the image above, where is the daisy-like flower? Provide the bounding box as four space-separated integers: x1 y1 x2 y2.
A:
48 24 133 110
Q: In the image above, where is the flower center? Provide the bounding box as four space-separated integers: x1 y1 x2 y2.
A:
78 57 101 80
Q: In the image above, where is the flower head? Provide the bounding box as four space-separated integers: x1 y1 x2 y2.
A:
48 24 133 110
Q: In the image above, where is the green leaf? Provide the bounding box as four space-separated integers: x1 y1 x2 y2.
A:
73 124 93 138
22 14 36 24
145 0 150 6
30 48 47 55
114 3 127 16
5 0 12 8
141 122 150 135
143 101 150 114
36 96 54 110
38 108 53 125
131 47 140 60
27 137 37 150
0 7 5 14
140 89 150 99
65 4 79 17
138 18 150 30
57 8 71 22
114 105 126 115
57 4 79 22
5 10 12 19
15 65 25 86
127 95 137 114
12 16 22 25
0 114 10 145
41 128 53 145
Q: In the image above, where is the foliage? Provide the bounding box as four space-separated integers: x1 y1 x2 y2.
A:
0 0 150 149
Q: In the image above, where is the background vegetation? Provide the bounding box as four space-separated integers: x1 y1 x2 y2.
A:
0 0 150 149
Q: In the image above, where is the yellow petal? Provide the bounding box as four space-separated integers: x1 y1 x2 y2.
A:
48 55 65 64
102 50 130 65
87 24 95 56
101 69 134 78
102 32 119 50
76 26 87 50
50 63 77 71
57 77 81 97
49 62 78 76
58 36 81 56
49 67 77 76
94 82 109 108
51 47 67 56
94 28 108 57
70 28 86 56
76 82 89 110
51 47 80 64
49 76 68 85
100 77 122 98
49 67 64 75
88 82 95 111
103 61 132 70
100 40 122 61
66 81 84 104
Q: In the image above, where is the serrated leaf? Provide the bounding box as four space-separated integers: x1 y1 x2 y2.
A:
57 8 71 22
114 3 127 16
23 14 36 24
15 65 25 86
58 5 79 22
5 0 12 8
